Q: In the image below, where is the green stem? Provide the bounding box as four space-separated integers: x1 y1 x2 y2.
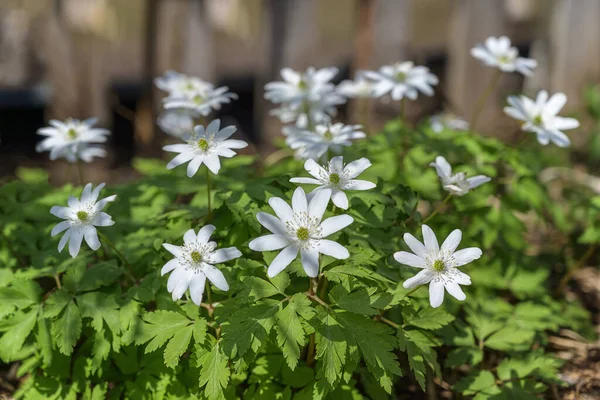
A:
401 285 422 300
306 333 316 366
558 244 597 294
54 273 62 289
470 69 502 132
97 231 136 283
423 194 452 224
263 149 293 168
206 168 212 219
76 161 84 186
400 97 407 122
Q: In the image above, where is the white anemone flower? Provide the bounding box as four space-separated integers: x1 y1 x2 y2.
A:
285 123 366 161
337 77 376 99
361 62 439 100
50 183 116 258
163 119 248 176
158 110 196 139
249 187 353 278
470 36 537 76
429 113 469 133
164 86 238 117
264 67 338 104
394 225 482 308
161 225 241 305
36 118 110 163
503 91 579 148
270 92 345 128
290 156 376 209
430 156 491 196
155 70 213 97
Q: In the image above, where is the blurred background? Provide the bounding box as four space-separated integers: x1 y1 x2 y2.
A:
0 0 599 183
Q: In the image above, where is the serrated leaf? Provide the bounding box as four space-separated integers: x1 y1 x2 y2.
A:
485 327 535 351
274 294 310 370
221 301 279 358
315 310 346 385
52 301 82 355
405 308 455 330
163 325 194 369
334 288 378 316
242 276 281 301
77 262 122 292
0 310 37 361
198 343 230 400
43 290 72 318
91 329 111 371
36 315 53 366
454 370 501 397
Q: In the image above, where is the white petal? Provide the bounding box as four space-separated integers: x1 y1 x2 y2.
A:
205 119 221 136
197 225 216 243
81 183 93 203
343 157 371 178
161 259 180 276
171 270 192 301
445 282 466 301
50 206 70 219
83 226 101 251
292 187 308 214
267 245 298 278
167 152 195 169
290 177 321 185
304 158 327 179
452 247 483 267
316 240 349 259
256 212 286 235
453 270 472 285
300 249 320 277
94 195 116 211
308 188 331 221
343 180 376 190
394 251 426 268
431 156 452 179
319 215 353 237
548 130 571 147
429 280 445 308
441 229 462 254
544 92 567 117
403 269 433 289
330 190 349 209
249 234 289 251
220 139 247 149
67 196 79 208
403 233 427 258
186 156 204 177
89 183 106 204
422 225 439 253
163 143 191 153
69 228 84 258
268 197 294 223
552 117 579 130
467 175 491 189
183 229 197 245
204 264 229 291
215 125 237 141
51 221 71 237
189 274 206 305
163 243 183 258
167 267 188 292
92 212 114 227
210 247 241 263
216 147 236 158
58 228 72 252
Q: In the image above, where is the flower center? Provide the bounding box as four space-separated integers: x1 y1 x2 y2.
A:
197 138 209 151
298 79 307 90
432 259 445 272
323 130 334 141
193 95 204 105
296 227 310 241
498 54 513 64
329 173 340 185
67 128 78 140
76 211 89 222
533 115 543 125
395 71 407 82
190 251 202 263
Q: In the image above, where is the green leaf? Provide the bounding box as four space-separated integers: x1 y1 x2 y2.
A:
315 309 346 386
221 301 279 358
445 347 483 368
43 290 72 318
0 310 37 361
163 324 194 369
334 288 379 316
77 262 122 292
274 294 312 370
91 329 111 371
454 370 501 397
52 301 82 355
198 343 230 400
405 308 455 330
36 315 53 366
242 276 281 301
485 327 535 351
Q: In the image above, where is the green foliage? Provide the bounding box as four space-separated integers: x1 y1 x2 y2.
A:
0 118 595 399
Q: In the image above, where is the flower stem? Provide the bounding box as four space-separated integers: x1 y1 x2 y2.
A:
401 286 422 300
400 97 407 122
469 69 502 132
205 168 212 219
558 244 597 294
54 273 62 289
76 161 84 186
97 231 136 283
422 194 452 224
263 149 293 168
306 333 316 366
205 282 214 317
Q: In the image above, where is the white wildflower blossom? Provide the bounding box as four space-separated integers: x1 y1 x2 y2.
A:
249 187 353 278
394 225 482 308
430 156 491 196
157 110 196 139
36 118 109 163
470 36 537 76
284 123 366 161
50 183 116 258
161 225 241 305
361 61 439 100
264 67 338 104
429 113 469 133
164 86 238 117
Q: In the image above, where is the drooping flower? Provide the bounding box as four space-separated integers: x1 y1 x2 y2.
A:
429 113 469 133
36 118 110 163
290 156 376 209
361 61 439 100
157 109 196 139
50 183 116 258
470 36 537 76
161 225 241 305
394 225 482 308
264 67 339 104
430 156 490 196
163 119 248 176
164 85 238 117
249 187 353 278
503 91 579 147
284 123 366 161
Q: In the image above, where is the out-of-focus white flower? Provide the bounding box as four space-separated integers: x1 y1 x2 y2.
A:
161 225 241 305
430 156 491 196
163 119 247 176
164 86 238 117
361 62 439 100
394 225 482 308
270 92 345 129
337 77 375 99
290 156 375 209
36 118 109 163
471 36 537 76
155 70 213 97
50 182 116 258
249 187 353 278
157 110 196 139
503 91 579 147
429 113 469 133
265 67 338 104
284 123 366 161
